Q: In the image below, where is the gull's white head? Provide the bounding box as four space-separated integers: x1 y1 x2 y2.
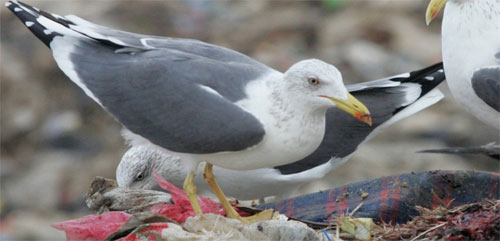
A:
284 59 372 125
116 145 181 190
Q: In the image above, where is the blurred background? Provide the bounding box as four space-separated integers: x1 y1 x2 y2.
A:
1 0 498 239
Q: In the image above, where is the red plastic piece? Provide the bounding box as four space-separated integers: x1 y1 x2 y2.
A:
150 170 225 223
51 211 131 241
150 170 249 223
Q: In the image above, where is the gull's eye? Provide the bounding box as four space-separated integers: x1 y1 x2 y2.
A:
308 77 320 86
135 172 145 181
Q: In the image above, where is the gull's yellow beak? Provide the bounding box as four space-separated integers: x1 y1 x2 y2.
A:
426 0 447 25
322 93 372 126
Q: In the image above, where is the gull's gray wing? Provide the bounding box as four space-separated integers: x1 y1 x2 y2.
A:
275 63 445 174
8 0 270 154
471 66 500 112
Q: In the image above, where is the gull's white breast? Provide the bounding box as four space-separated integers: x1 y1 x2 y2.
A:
442 0 500 128
192 71 327 170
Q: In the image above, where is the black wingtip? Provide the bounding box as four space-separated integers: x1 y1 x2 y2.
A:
7 1 124 51
6 0 63 48
389 62 445 115
401 62 445 97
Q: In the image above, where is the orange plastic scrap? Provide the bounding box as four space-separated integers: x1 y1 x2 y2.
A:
51 211 131 241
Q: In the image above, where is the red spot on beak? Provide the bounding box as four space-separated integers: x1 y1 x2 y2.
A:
355 113 373 126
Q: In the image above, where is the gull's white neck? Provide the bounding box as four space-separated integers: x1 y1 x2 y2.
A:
210 71 327 170
266 73 327 148
442 0 500 72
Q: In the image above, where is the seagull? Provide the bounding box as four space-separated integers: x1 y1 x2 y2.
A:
116 63 446 200
7 0 372 222
426 0 499 129
425 0 500 159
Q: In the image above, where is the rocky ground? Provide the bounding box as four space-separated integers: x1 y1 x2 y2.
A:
1 0 499 240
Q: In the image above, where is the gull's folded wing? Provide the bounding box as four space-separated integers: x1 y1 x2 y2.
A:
7 0 274 154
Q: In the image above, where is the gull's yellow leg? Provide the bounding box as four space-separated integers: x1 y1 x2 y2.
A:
183 171 202 215
202 163 275 223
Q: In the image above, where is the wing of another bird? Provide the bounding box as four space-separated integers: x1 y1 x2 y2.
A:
471 66 500 112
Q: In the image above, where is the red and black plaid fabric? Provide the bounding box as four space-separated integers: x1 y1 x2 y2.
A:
258 170 499 224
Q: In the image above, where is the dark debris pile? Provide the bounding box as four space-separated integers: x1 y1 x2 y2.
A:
372 199 500 240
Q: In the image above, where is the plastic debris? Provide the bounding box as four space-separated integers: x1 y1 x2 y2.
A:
105 212 174 240
337 217 374 241
167 213 321 241
51 211 131 241
118 222 169 241
150 171 248 223
51 171 498 241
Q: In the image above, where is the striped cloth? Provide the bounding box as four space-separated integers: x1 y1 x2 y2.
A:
258 170 499 224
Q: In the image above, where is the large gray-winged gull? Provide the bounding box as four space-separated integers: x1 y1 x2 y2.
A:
426 0 499 128
116 63 446 200
425 0 499 159
7 1 372 222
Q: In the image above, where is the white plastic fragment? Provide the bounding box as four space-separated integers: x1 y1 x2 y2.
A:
170 214 322 241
